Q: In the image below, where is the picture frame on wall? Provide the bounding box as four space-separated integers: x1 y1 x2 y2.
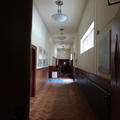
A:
42 49 46 66
43 59 46 66
98 30 111 74
42 49 49 66
37 47 49 67
38 46 43 67
52 56 56 66
45 51 48 66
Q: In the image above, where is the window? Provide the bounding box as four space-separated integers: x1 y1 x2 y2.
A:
70 54 72 60
80 22 94 54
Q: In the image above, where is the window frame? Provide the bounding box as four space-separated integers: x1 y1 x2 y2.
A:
80 22 94 54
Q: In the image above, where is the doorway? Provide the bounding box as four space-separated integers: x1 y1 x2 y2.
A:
30 45 37 97
58 59 73 78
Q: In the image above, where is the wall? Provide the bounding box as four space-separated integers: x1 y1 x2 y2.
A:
75 68 111 120
57 48 71 59
77 0 96 74
36 68 49 95
49 38 57 66
31 3 55 68
31 3 56 95
95 0 120 78
74 0 120 79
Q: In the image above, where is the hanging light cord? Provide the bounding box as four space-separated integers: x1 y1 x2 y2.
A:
56 0 63 14
58 5 62 14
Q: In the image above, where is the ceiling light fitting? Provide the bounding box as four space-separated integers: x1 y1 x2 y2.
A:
60 28 64 31
57 28 66 40
52 0 67 22
60 28 64 35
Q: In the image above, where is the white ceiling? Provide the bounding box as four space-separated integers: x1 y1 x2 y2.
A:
56 43 72 49
34 0 87 45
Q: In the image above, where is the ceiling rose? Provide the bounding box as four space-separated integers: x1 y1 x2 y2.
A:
51 0 67 23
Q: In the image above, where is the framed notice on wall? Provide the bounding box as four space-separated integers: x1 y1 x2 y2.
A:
98 30 111 74
52 57 56 66
42 49 49 66
38 46 43 67
42 49 46 66
45 51 48 66
37 47 49 68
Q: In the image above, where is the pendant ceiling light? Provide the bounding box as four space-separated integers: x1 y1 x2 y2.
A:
57 28 66 40
52 0 67 22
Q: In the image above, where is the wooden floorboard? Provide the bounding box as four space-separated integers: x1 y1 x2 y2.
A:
30 81 96 120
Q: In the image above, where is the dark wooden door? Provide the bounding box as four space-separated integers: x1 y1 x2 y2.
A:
111 8 120 120
58 59 73 78
30 46 36 97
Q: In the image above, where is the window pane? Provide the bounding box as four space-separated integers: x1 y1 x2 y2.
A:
80 22 94 54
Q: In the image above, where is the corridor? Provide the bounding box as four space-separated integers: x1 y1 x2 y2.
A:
30 79 96 120
8 0 120 119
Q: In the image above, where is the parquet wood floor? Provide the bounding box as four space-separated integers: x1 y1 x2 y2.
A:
30 81 96 120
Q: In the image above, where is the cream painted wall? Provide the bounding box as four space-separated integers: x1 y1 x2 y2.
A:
32 3 55 68
96 0 120 78
77 0 96 74
49 38 57 65
57 48 71 59
74 0 120 79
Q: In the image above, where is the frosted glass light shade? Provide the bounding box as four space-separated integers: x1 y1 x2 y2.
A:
52 13 67 22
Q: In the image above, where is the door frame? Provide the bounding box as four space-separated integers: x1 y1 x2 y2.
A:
31 45 37 97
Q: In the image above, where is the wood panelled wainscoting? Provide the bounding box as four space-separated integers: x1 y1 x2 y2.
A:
74 67 111 120
74 68 111 92
35 67 49 95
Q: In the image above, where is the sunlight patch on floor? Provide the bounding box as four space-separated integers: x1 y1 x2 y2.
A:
48 78 73 83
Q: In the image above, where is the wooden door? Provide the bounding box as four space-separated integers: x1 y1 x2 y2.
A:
111 8 120 120
30 45 37 97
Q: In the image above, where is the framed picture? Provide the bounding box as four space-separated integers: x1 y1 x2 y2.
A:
42 49 49 66
98 30 111 74
45 51 48 65
52 56 56 66
38 46 43 67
